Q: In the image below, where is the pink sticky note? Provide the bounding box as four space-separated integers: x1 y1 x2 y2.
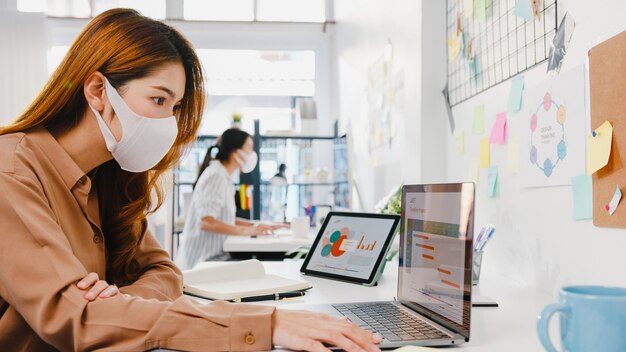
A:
489 112 507 144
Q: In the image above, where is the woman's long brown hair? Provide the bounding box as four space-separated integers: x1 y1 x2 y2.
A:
0 9 205 285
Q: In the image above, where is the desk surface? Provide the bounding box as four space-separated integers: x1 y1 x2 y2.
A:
191 260 553 351
223 229 315 253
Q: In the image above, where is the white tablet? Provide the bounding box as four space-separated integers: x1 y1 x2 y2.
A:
300 212 401 286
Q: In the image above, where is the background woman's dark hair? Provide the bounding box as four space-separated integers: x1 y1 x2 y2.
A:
194 127 251 188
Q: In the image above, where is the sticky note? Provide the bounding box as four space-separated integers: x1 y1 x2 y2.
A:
468 56 478 79
480 137 490 168
487 166 499 198
571 174 593 221
507 137 520 173
489 112 507 145
447 34 462 61
464 0 474 17
606 186 622 216
469 160 480 184
455 131 465 155
587 121 613 175
475 0 486 21
473 105 485 134
507 76 525 113
514 0 533 21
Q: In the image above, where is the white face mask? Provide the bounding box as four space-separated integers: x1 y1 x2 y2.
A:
235 150 258 173
88 77 178 173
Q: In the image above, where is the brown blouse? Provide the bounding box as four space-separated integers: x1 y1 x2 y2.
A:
0 127 274 351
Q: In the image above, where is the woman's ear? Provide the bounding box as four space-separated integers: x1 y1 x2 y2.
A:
84 72 107 111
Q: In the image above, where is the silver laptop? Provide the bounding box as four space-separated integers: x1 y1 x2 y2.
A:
295 183 475 348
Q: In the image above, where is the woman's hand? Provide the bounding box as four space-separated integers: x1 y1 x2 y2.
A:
272 309 382 352
244 224 275 236
76 272 119 301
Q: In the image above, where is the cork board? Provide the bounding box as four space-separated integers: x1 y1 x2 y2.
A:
588 30 626 228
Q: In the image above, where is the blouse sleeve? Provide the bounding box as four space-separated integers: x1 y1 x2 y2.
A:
0 169 274 351
195 172 229 219
117 229 184 301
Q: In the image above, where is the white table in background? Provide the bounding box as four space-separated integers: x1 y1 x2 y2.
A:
223 229 315 259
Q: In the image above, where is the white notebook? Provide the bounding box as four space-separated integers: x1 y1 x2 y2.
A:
182 259 312 301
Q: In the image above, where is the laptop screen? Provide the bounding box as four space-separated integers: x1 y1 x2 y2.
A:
398 183 474 339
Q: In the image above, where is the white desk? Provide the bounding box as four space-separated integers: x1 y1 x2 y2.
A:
191 260 553 351
223 229 315 253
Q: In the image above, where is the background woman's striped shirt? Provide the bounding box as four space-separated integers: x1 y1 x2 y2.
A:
175 161 236 270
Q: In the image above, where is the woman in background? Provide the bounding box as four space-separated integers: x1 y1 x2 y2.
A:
0 8 381 351
176 127 284 270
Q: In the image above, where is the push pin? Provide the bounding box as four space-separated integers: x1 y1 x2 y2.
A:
592 131 597 137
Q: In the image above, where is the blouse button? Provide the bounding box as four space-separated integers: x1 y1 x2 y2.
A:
244 332 255 345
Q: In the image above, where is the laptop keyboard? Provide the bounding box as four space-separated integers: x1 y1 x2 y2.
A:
333 303 450 342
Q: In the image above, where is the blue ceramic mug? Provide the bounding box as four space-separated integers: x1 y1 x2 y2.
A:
537 286 626 352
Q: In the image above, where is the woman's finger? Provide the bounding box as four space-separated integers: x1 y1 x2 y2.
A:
85 280 109 301
99 284 119 298
76 272 99 290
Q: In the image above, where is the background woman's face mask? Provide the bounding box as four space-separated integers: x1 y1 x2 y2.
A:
88 77 178 173
235 150 258 173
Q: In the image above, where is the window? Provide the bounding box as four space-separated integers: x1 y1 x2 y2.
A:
18 0 165 19
18 0 327 22
256 0 325 23
92 0 166 19
183 0 254 21
197 49 315 97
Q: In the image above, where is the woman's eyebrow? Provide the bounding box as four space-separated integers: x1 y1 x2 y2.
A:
151 86 176 99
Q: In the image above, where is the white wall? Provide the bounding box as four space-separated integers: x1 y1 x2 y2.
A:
332 0 447 210
446 0 626 293
334 0 626 293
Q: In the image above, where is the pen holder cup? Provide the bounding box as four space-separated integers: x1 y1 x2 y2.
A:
472 250 484 286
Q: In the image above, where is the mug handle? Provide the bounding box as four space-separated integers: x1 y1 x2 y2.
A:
536 303 569 352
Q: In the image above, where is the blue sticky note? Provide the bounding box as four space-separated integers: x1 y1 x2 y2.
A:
507 76 525 113
487 166 499 198
571 174 593 221
514 0 533 21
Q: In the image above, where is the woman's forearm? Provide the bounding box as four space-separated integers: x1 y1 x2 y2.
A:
200 216 249 235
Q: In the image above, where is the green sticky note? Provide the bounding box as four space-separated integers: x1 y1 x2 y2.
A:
487 166 498 198
475 0 486 21
473 105 485 134
571 174 593 221
507 75 525 113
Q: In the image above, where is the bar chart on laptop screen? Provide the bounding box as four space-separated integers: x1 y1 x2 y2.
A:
401 192 466 325
306 216 395 280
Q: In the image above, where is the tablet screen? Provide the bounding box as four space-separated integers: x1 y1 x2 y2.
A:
302 212 400 283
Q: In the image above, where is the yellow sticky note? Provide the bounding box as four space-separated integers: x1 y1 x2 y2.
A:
455 131 465 155
480 137 490 168
447 34 462 61
507 137 520 173
587 121 613 175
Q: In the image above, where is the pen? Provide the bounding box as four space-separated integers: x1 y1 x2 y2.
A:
234 291 306 303
476 226 495 252
474 226 487 250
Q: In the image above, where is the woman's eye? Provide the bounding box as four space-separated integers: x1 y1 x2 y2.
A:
153 97 166 106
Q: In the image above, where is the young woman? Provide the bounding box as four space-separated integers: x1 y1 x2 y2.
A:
0 9 381 352
175 128 282 270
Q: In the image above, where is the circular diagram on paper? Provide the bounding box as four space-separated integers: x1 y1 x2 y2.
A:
529 92 567 178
